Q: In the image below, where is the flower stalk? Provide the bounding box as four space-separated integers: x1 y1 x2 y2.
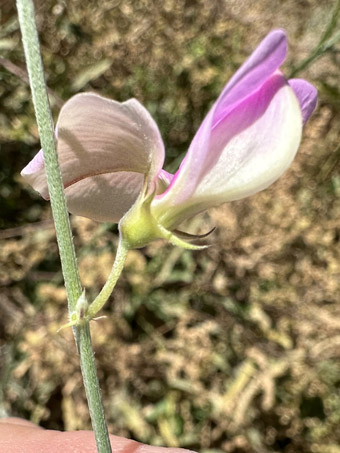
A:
87 239 129 319
16 0 112 451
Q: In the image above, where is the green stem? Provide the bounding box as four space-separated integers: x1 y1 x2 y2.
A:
16 1 111 451
78 324 112 452
87 239 129 319
17 0 81 310
289 0 340 77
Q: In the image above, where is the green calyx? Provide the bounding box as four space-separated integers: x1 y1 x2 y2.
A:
119 189 209 251
119 190 164 249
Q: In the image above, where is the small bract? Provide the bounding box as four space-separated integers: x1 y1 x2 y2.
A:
22 29 317 250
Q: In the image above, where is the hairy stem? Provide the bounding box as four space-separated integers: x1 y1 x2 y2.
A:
17 0 81 310
16 1 111 451
78 323 111 452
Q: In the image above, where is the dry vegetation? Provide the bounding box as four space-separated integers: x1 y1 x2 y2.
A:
1 0 340 452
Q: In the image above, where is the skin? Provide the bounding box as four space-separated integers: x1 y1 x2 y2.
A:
0 418 195 453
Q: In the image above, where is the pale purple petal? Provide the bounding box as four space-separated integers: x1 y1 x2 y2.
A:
65 172 144 223
152 74 302 228
21 150 47 195
21 93 165 222
158 30 288 208
21 150 47 201
21 149 44 175
214 29 288 122
288 78 317 124
158 169 174 185
158 169 174 187
154 169 174 195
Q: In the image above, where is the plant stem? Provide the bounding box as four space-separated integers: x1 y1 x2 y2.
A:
87 239 129 319
16 1 111 451
78 324 111 451
17 0 81 311
289 0 340 77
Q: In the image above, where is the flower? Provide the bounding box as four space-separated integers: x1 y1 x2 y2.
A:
22 29 317 250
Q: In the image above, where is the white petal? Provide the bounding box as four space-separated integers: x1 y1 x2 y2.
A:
153 75 302 228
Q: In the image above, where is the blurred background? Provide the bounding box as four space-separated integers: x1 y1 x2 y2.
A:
1 0 340 452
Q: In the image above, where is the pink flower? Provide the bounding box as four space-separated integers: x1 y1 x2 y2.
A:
22 29 317 249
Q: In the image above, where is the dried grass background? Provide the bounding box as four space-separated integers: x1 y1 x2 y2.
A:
1 0 340 452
